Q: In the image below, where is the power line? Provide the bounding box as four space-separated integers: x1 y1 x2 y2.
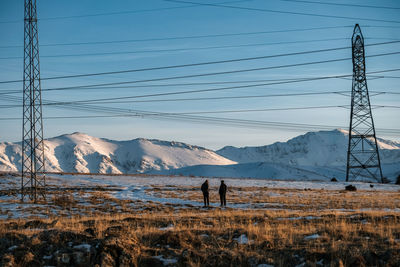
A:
0 38 350 60
0 75 333 94
39 77 331 90
1 25 397 50
0 95 138 117
49 91 350 104
382 105 400 109
0 76 358 99
165 0 400 24
1 68 399 99
369 75 400 79
0 43 359 83
2 104 399 112
0 25 354 49
69 91 400 104
22 91 400 106
0 42 399 85
27 69 400 93
0 6 192 24
1 110 399 135
278 0 400 10
0 0 252 24
366 38 400 41
2 94 399 135
117 105 400 115
1 89 398 108
0 76 318 93
0 91 350 108
0 103 345 111
364 25 400 29
65 91 400 104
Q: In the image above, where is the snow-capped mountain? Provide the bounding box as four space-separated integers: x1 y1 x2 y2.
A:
0 129 399 181
217 129 400 166
0 132 236 173
167 129 400 181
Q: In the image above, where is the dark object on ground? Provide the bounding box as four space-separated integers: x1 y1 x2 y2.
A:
396 175 400 185
382 177 390 184
345 185 357 191
331 177 338 182
219 180 227 207
349 255 366 267
201 180 209 207
370 184 374 188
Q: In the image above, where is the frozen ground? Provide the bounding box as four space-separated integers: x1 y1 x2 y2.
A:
51 173 400 192
1 173 399 219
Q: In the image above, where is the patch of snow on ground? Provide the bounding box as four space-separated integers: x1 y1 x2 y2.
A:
277 216 321 221
7 245 18 251
73 244 91 253
152 255 178 266
234 234 253 244
304 234 320 240
52 174 400 192
159 224 174 231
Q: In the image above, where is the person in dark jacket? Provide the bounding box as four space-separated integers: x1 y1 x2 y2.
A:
201 180 209 207
219 180 227 207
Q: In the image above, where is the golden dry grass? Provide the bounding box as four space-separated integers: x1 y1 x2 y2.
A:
147 185 400 211
1 174 400 266
1 200 400 266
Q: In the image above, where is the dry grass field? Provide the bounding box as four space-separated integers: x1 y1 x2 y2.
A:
0 173 400 266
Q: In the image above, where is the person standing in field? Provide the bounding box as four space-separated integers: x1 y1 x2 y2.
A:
201 180 210 207
219 180 227 207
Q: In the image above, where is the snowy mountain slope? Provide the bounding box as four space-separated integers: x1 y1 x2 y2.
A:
0 142 21 172
160 162 333 181
164 162 399 181
217 129 400 166
0 132 236 173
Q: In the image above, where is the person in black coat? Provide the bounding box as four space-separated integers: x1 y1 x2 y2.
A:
201 180 209 207
219 180 227 207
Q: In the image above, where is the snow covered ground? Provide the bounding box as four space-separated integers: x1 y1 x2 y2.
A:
51 173 399 192
1 173 399 219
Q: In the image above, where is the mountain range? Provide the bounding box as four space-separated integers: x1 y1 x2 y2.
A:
1 129 399 181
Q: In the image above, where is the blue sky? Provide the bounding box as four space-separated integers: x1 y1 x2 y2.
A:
0 0 399 149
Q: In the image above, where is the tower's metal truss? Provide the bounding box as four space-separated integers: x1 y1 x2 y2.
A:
21 0 46 201
346 24 383 183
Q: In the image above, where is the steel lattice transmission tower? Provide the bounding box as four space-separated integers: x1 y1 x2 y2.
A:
21 0 46 202
346 24 383 183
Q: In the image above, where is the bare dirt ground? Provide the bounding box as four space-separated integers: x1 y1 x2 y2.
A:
0 172 399 266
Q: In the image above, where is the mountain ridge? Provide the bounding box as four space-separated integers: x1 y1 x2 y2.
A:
217 129 400 166
1 129 399 181
0 132 236 174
